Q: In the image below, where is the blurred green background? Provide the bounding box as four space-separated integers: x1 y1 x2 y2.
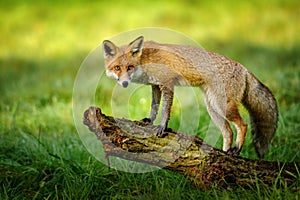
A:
1 0 299 199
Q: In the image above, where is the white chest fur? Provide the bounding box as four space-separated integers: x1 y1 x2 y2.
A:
132 66 161 85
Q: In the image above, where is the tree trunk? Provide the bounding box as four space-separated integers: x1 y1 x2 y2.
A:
83 106 299 190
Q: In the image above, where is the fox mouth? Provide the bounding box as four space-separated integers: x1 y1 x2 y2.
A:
118 75 134 88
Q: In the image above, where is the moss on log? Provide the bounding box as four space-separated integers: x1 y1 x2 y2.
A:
83 106 299 190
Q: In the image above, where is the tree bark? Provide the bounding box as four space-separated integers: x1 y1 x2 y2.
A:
83 106 299 190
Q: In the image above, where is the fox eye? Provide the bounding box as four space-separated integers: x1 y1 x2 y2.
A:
127 65 134 71
114 66 120 71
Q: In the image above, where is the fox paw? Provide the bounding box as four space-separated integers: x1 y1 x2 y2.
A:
156 126 172 138
156 125 165 137
141 118 152 123
227 147 241 156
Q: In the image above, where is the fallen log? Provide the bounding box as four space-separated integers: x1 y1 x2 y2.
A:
83 106 299 190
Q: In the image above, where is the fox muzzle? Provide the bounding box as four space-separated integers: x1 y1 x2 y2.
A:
121 81 128 88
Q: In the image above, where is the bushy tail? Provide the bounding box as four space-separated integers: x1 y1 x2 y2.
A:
243 73 278 158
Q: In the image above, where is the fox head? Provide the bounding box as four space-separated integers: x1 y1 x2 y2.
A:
102 36 144 88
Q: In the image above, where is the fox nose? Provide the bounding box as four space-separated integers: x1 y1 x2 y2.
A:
122 81 128 88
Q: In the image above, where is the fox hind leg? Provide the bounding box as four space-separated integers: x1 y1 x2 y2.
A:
226 103 247 156
205 102 234 152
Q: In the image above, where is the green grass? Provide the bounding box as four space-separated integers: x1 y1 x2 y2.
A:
1 0 300 199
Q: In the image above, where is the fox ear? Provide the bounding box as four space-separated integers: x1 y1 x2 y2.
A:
103 40 119 59
129 36 144 57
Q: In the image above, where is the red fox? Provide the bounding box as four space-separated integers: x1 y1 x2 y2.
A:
102 36 278 158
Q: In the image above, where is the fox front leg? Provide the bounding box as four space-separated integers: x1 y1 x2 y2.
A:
149 85 162 122
157 85 174 137
142 85 162 123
